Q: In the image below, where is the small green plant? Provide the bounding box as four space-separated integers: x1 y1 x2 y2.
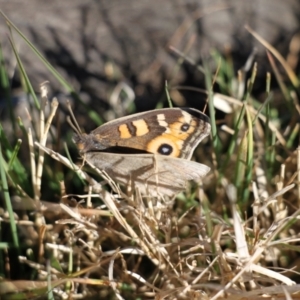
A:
1 12 300 300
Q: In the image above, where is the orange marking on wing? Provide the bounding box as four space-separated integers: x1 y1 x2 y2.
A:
168 117 197 139
146 113 198 158
132 119 149 136
119 124 132 138
147 136 180 157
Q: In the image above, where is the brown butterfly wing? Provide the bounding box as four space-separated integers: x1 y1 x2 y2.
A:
84 152 210 197
74 108 210 159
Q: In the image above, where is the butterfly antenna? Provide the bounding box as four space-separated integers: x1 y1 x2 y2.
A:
67 100 82 135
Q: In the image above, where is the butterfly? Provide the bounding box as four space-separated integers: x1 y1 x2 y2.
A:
74 107 211 196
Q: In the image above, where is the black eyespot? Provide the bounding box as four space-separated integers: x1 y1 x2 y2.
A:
181 123 190 132
158 143 173 155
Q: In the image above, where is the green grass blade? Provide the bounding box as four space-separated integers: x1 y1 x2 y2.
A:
8 139 22 169
0 42 15 134
243 108 254 203
234 131 247 198
221 104 246 174
164 81 173 108
7 32 40 109
252 92 273 125
0 10 103 125
0 10 74 94
203 61 221 157
0 131 19 248
0 124 30 194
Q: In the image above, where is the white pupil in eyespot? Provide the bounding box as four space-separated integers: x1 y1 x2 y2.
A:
181 123 190 131
158 144 173 155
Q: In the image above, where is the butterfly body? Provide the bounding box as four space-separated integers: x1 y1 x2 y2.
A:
74 107 211 196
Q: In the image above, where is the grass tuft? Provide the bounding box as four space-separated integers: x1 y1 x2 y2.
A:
1 14 300 300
